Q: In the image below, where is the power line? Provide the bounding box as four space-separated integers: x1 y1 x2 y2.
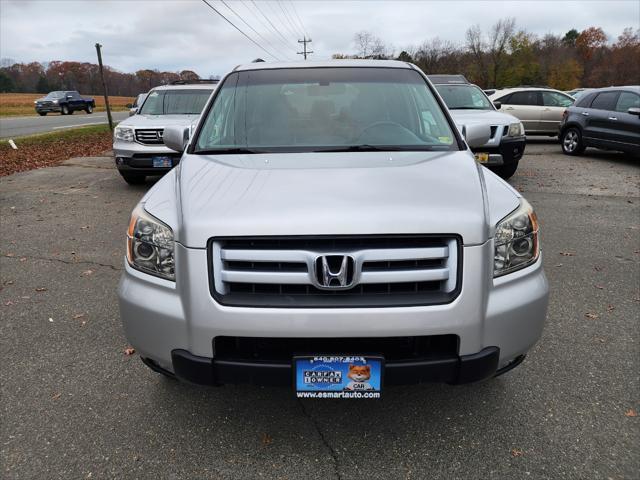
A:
218 0 294 61
200 0 283 61
277 0 305 39
288 0 309 39
265 0 299 41
249 0 297 54
238 0 299 57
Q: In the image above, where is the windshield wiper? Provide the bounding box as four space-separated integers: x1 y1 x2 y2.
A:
314 145 422 153
195 147 266 155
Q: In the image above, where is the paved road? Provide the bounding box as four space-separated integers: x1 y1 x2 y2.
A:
0 111 129 139
1 142 638 479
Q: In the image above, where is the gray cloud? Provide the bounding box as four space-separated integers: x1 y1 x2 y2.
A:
1 0 637 76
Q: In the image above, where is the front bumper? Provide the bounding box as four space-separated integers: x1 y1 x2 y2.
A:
113 140 181 175
118 241 549 387
472 137 526 166
35 105 61 113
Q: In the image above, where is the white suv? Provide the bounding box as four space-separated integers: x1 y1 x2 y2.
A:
118 61 549 397
113 81 217 184
488 87 574 135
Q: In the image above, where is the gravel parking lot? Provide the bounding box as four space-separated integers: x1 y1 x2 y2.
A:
1 140 638 479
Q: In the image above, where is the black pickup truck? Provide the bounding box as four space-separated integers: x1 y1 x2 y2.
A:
34 91 96 116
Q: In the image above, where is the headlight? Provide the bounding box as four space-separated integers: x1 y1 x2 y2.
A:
114 126 134 142
494 199 539 277
507 122 524 137
52 100 59 104
127 205 175 281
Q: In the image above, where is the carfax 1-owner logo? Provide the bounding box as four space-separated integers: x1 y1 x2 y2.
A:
295 356 382 398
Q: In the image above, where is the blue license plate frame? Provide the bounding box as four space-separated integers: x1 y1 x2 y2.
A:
294 355 383 399
152 156 172 168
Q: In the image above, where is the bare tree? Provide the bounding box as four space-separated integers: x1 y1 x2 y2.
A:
466 24 488 86
488 18 516 86
414 38 458 73
353 31 389 59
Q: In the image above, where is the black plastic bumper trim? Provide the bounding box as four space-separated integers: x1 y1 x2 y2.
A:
169 346 500 387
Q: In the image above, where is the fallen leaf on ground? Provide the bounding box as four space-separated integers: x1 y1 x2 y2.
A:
19 257 27 262
48 317 54 322
554 263 563 267
585 312 599 319
625 409 637 417
81 270 94 276
73 313 86 319
607 305 615 312
35 287 47 292
559 251 575 257
511 448 524 457
262 433 273 445
51 393 62 400
594 285 604 290
4 301 14 306
124 347 135 356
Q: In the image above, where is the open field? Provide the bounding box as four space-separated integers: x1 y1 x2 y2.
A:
0 93 135 117
0 125 112 176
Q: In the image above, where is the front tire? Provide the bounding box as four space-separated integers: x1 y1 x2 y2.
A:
86 104 93 114
60 105 69 115
492 160 519 180
561 127 586 155
119 172 146 185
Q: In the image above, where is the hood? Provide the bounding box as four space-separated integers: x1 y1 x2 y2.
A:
142 150 522 249
448 109 520 127
118 114 200 128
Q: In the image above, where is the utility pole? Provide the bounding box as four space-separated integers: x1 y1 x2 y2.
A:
297 37 313 60
95 43 113 131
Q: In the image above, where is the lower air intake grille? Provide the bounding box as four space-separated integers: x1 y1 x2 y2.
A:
209 235 462 308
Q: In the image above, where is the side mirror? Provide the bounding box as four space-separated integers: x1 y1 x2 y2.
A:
493 101 501 110
163 125 190 153
125 103 133 108
128 107 138 117
461 123 491 148
628 107 640 116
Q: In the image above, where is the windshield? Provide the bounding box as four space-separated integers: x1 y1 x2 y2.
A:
139 89 213 115
45 91 65 99
435 84 494 110
194 67 457 153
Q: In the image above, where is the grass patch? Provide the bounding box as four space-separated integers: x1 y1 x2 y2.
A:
0 124 113 176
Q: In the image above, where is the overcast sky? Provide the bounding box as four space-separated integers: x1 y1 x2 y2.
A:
1 0 638 77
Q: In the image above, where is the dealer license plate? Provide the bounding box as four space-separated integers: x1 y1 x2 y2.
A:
294 356 383 399
152 156 172 168
474 152 489 163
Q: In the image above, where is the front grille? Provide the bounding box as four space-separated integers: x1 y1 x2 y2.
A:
209 235 461 308
213 335 459 363
135 129 164 145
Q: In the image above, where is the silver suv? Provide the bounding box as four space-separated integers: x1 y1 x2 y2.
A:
113 81 217 184
118 61 549 397
429 75 526 179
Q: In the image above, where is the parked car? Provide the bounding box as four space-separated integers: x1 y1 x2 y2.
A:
34 91 95 116
112 80 218 185
128 93 148 116
429 74 526 179
559 86 640 156
118 60 549 395
565 88 594 101
488 87 575 135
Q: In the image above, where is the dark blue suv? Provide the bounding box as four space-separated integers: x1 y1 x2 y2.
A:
559 86 640 156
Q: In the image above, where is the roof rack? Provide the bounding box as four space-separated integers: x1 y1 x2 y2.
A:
427 74 469 85
170 79 220 85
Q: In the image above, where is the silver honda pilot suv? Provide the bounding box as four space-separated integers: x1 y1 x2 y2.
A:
118 61 548 397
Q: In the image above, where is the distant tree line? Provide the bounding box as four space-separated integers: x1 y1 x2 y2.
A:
0 60 210 96
334 21 639 90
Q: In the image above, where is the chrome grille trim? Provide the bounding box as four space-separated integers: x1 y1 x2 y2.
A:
135 128 164 145
210 236 461 307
